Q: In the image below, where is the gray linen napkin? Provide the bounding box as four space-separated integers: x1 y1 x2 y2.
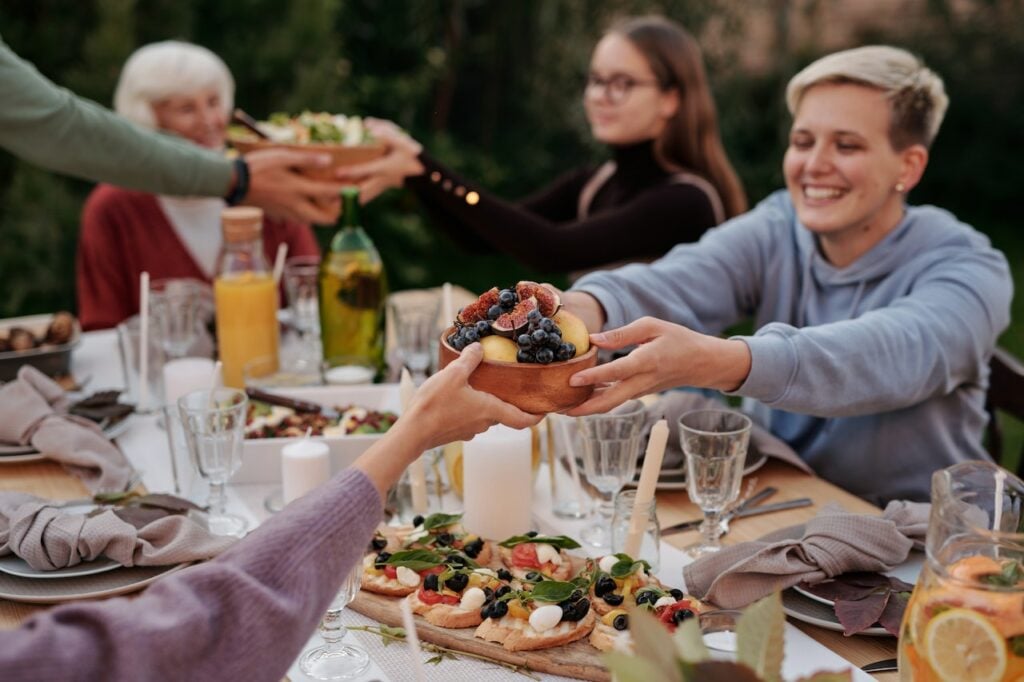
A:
642 391 812 473
0 365 135 493
681 500 930 608
0 491 236 571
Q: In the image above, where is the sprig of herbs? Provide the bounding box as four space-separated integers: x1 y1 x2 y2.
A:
383 549 445 571
498 534 581 549
348 624 540 679
421 512 463 531
979 559 1024 587
609 553 652 578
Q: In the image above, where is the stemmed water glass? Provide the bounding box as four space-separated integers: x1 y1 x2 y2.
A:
388 291 440 385
576 399 647 548
300 562 370 680
177 388 249 538
679 409 751 558
283 256 322 359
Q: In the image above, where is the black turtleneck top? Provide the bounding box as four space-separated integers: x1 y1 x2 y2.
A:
405 139 720 272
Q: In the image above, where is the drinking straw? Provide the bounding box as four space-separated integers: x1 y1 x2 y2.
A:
207 360 223 410
625 419 668 558
139 272 150 411
272 242 288 286
399 598 428 682
400 368 429 514
558 417 589 513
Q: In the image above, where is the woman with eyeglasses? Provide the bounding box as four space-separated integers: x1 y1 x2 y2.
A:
340 15 746 277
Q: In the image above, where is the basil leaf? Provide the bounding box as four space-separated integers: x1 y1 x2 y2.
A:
498 534 581 550
610 556 653 578
1011 635 1024 657
422 512 463 531
980 559 1024 587
530 580 578 603
384 549 444 571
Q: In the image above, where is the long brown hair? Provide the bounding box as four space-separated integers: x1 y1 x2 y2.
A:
612 16 747 218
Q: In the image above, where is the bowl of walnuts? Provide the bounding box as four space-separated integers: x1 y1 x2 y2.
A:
0 312 80 382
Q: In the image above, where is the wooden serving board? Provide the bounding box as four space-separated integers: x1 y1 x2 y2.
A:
350 590 611 681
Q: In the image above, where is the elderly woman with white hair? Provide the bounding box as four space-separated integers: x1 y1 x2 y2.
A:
76 41 319 331
560 45 1012 505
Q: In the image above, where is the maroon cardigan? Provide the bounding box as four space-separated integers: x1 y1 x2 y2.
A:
77 184 320 331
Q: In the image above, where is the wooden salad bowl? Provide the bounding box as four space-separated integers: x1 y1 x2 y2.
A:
438 328 598 414
229 137 386 180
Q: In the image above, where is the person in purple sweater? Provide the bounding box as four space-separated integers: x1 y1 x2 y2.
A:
0 344 540 682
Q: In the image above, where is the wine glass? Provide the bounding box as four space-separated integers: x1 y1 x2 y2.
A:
576 399 647 548
177 388 249 537
300 562 370 680
679 409 751 558
149 278 206 360
388 291 440 385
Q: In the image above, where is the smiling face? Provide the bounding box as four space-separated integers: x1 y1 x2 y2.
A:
783 82 928 266
584 33 679 145
151 86 227 149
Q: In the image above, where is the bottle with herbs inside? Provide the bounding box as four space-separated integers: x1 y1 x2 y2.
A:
318 187 387 375
213 207 279 388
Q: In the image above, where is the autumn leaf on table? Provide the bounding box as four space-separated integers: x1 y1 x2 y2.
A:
799 572 914 636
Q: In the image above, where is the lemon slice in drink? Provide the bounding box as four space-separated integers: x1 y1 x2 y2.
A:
924 607 1007 682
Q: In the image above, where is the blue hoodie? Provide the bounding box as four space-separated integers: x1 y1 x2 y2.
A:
574 190 1013 504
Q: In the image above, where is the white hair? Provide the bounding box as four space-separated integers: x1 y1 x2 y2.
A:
113 41 234 130
786 45 949 148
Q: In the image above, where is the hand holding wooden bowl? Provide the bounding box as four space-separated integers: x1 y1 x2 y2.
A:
436 282 598 414
229 137 386 182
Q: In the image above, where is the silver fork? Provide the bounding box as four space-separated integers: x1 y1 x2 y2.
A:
720 482 778 536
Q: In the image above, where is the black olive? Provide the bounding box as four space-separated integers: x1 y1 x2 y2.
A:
464 539 484 558
612 614 629 631
370 536 387 551
569 589 583 602
483 587 495 601
525 530 538 537
489 600 509 619
373 551 391 569
602 593 624 606
495 585 511 598
480 602 493 619
672 608 695 624
573 598 591 620
669 588 684 601
423 574 439 591
497 568 513 581
525 571 543 583
412 515 425 527
635 590 658 606
445 573 469 592
594 575 616 597
448 554 468 568
436 532 454 547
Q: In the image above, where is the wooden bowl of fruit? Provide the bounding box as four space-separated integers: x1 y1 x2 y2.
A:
438 282 598 414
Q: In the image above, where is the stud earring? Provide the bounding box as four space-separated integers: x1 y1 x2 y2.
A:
895 182 906 193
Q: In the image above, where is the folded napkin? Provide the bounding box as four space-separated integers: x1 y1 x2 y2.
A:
642 391 812 474
682 500 930 608
0 365 135 493
0 491 236 571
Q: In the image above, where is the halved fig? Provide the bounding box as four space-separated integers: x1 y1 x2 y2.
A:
492 296 538 337
515 281 561 318
457 287 500 325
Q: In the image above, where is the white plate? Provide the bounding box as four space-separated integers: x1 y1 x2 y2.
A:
0 562 190 604
781 589 894 637
0 414 133 463
0 554 121 579
792 551 925 607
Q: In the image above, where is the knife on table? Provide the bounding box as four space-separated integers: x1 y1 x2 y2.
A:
244 387 340 419
662 497 813 536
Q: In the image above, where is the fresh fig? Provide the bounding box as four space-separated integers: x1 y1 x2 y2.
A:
457 287 500 325
492 296 538 337
515 281 561 318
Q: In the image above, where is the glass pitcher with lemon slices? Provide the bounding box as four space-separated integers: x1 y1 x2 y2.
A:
899 461 1024 681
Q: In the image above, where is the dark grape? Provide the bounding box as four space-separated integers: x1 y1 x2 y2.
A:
487 304 502 320
516 350 534 364
463 327 480 344
536 348 555 364
531 329 548 344
539 318 556 333
498 289 517 309
555 344 574 361
545 335 561 350
516 333 533 349
475 320 491 336
452 336 467 351
527 309 542 323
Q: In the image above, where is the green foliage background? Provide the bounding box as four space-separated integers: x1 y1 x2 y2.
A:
1 1 1022 454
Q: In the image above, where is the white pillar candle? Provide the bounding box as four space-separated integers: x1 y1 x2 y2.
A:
324 365 375 385
462 425 532 539
163 357 217 406
281 439 331 504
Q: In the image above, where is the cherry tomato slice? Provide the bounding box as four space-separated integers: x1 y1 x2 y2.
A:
510 543 540 568
418 588 460 606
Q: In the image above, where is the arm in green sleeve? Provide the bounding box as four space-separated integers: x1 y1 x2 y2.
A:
0 37 233 197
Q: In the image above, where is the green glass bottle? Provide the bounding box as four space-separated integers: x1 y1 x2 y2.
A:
318 187 388 373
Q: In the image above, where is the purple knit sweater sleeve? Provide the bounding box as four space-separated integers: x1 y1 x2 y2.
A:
0 468 382 682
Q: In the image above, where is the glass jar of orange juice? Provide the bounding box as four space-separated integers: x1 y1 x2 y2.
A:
899 461 1024 681
214 207 279 388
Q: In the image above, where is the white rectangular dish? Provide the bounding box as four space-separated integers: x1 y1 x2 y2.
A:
237 383 401 484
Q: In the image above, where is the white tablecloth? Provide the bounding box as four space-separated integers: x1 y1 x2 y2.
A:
75 330 871 682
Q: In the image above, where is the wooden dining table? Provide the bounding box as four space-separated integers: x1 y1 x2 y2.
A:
1 455 899 680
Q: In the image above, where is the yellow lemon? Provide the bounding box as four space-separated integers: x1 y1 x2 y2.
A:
924 607 1007 682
